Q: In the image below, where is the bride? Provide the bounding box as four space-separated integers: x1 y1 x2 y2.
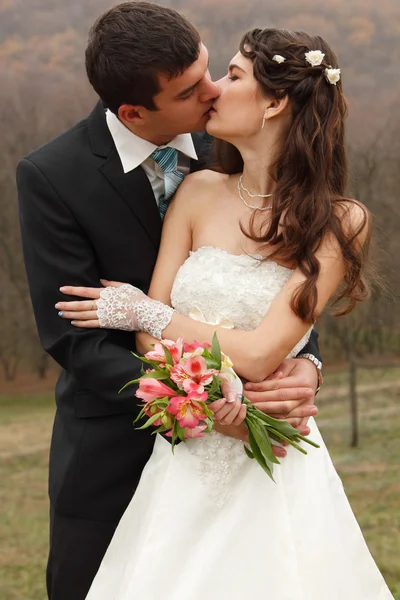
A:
58 28 394 600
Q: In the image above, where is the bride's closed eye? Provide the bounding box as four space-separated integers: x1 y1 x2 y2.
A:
229 75 239 82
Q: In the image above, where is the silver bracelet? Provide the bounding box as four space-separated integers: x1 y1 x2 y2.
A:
297 352 323 394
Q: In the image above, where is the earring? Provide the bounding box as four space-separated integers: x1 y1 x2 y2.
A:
261 112 267 130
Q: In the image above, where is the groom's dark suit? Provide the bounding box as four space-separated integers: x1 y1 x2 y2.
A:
17 101 322 600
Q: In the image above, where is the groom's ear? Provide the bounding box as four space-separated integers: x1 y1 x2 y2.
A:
118 104 146 125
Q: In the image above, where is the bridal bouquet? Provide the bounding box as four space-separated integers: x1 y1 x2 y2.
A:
122 334 319 479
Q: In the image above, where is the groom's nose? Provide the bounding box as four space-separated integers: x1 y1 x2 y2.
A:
199 77 220 103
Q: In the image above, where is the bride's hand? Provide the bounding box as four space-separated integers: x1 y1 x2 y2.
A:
56 280 174 337
208 381 249 441
211 381 287 458
56 280 129 328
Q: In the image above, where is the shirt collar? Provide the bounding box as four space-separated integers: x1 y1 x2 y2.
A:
106 109 198 173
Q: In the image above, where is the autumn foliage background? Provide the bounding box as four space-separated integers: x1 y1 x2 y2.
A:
0 0 399 379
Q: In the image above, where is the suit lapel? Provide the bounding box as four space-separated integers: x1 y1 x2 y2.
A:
99 155 162 249
88 102 162 249
87 103 213 247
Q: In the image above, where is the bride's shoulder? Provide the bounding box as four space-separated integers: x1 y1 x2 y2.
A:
172 169 228 210
181 169 228 190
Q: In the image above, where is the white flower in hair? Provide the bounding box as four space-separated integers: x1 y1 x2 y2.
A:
305 50 325 66
272 54 286 64
325 68 341 85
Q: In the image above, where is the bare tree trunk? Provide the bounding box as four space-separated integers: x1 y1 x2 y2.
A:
0 353 19 381
36 351 49 380
347 322 359 448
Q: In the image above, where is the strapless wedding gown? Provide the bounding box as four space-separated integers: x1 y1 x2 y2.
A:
86 246 394 600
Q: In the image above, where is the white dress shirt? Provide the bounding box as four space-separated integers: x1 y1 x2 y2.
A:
106 109 198 205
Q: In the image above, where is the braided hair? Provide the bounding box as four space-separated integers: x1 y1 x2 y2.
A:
215 28 370 323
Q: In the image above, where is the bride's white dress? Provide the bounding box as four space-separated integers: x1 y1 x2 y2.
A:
86 246 394 600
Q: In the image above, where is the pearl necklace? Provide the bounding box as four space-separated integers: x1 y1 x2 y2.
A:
237 176 273 211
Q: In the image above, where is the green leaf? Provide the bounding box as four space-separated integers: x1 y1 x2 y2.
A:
295 434 320 449
135 412 163 430
175 420 186 439
131 352 161 367
211 332 222 369
204 356 221 371
171 419 178 453
133 406 146 424
204 417 214 432
140 370 170 380
246 402 302 436
247 426 274 481
152 398 170 408
163 346 174 367
119 380 137 393
247 418 280 465
244 400 319 454
203 406 215 420
151 425 168 435
207 375 221 398
244 444 254 460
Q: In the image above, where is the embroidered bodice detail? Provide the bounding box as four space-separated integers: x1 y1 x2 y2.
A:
170 246 313 506
171 246 311 357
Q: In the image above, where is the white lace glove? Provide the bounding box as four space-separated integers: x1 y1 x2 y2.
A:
96 284 175 339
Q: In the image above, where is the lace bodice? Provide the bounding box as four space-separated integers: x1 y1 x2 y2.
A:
170 246 312 507
171 246 312 357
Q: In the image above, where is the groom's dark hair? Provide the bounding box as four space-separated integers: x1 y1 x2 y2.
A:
85 2 201 114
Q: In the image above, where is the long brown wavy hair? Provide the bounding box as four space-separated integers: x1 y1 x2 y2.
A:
214 28 371 323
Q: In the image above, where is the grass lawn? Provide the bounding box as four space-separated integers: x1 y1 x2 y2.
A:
0 369 399 599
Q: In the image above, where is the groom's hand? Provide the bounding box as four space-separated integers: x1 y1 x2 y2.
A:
244 358 319 437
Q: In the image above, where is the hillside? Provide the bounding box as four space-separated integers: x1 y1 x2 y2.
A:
0 0 399 132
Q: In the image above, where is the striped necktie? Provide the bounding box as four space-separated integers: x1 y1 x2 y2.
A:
151 147 185 220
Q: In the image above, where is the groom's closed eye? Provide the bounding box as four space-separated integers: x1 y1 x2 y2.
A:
176 59 211 100
176 84 197 100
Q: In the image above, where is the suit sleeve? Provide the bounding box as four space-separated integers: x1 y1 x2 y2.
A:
296 328 322 365
17 157 141 402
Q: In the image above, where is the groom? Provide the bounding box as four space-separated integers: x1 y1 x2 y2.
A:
17 2 322 599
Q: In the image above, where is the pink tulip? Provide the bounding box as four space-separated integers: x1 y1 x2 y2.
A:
183 341 211 354
145 337 183 365
171 356 218 392
170 364 188 387
185 424 208 438
182 379 205 395
185 355 207 377
185 356 218 386
165 337 184 364
167 393 208 429
136 379 176 403
145 344 167 364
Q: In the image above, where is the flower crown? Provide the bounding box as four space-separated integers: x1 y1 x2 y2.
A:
272 49 341 85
